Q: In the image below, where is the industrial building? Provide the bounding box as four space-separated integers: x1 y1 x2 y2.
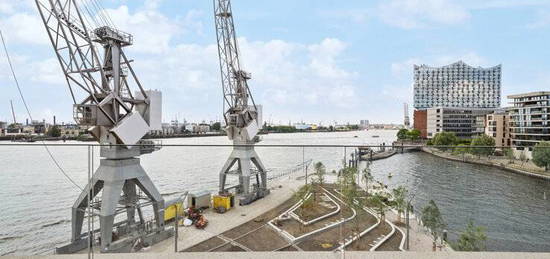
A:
507 91 550 158
426 107 494 139
414 61 501 109
359 120 370 130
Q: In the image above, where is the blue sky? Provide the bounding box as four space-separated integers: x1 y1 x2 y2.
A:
1 0 550 125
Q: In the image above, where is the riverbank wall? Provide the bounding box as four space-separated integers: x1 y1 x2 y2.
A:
5 252 550 259
421 147 550 181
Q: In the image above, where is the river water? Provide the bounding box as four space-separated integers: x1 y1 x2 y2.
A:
0 130 549 254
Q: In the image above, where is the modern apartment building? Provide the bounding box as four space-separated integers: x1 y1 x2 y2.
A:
414 61 501 109
483 110 511 149
507 91 550 158
359 120 370 130
426 107 494 139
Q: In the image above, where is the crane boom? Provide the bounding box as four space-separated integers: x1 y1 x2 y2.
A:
10 100 16 124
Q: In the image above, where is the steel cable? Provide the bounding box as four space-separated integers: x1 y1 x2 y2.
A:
0 30 83 191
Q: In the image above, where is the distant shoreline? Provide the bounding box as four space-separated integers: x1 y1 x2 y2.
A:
0 129 377 142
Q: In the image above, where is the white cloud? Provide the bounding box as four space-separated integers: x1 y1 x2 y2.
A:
0 12 48 45
0 2 14 14
130 36 361 121
308 38 353 79
318 9 370 24
105 5 181 54
391 58 421 77
392 52 490 78
378 0 470 29
527 10 550 29
29 58 65 85
466 0 550 9
0 0 362 123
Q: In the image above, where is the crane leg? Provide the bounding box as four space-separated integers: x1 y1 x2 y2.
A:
135 174 165 229
122 181 137 226
99 180 125 252
71 177 102 242
219 156 237 194
239 157 252 196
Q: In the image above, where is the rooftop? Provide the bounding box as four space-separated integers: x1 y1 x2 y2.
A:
414 60 502 70
508 91 550 99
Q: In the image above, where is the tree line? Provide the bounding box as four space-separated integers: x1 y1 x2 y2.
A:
427 131 550 171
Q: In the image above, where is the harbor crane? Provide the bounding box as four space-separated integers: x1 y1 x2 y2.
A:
214 0 269 205
35 0 169 253
10 100 16 124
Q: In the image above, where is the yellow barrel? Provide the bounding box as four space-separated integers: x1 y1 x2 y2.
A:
212 194 234 210
164 200 184 222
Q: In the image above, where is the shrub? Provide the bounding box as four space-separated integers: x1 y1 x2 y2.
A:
470 134 496 157
532 142 550 171
432 132 458 150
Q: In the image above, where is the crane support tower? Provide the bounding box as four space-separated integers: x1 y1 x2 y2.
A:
214 0 269 205
404 103 410 128
35 0 170 253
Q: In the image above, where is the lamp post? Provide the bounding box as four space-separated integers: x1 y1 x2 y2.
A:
405 194 416 250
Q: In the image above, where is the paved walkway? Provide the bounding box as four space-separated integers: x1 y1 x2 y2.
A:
7 252 550 259
354 171 449 252
148 173 307 253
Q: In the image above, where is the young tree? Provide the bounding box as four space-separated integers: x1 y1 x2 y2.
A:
47 125 61 137
453 220 487 251
432 132 458 151
293 184 313 222
532 141 550 171
421 200 446 251
341 175 363 239
362 163 374 195
452 144 470 156
407 129 421 141
313 162 326 187
310 162 326 201
211 122 221 131
504 147 515 164
392 186 408 223
368 193 388 223
470 134 496 158
397 129 409 140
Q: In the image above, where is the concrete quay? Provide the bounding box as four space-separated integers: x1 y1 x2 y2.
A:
5 252 550 259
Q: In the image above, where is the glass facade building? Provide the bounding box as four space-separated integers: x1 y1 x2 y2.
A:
414 61 501 109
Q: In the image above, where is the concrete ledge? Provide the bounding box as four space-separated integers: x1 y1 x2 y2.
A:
5 252 550 259
421 147 550 180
